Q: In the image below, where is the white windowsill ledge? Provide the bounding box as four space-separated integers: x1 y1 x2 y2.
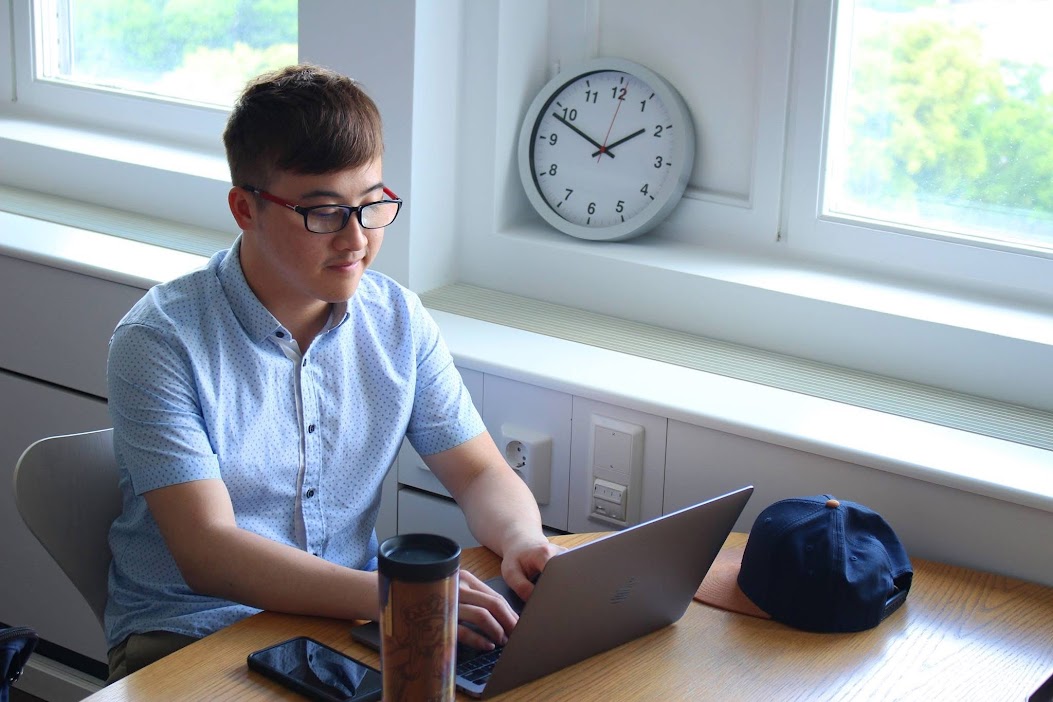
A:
1 214 1050 516
433 309 1053 514
0 210 206 289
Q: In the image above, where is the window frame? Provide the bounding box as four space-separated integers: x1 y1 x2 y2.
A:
7 0 231 151
782 0 1053 304
448 0 1053 413
1 0 1050 415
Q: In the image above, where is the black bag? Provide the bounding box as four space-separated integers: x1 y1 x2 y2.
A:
0 627 38 702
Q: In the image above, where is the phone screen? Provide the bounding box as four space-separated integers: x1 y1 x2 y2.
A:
248 636 383 702
1031 668 1053 702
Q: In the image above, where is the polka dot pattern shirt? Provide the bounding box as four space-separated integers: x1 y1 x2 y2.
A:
104 238 483 647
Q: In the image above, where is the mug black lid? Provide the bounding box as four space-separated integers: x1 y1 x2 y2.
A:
378 533 461 582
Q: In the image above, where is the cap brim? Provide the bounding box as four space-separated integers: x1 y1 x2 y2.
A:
694 544 770 619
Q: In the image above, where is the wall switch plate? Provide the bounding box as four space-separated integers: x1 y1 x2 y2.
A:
592 478 628 522
589 414 644 526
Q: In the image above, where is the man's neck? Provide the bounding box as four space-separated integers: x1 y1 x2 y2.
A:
236 238 335 349
280 302 332 351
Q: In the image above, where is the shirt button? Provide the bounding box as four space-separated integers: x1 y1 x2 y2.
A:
306 488 316 498
302 358 307 367
275 331 285 338
308 424 316 433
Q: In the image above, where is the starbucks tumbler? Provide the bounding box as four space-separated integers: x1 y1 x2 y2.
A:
378 533 460 702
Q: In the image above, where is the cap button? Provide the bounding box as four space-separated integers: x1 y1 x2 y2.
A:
825 498 840 508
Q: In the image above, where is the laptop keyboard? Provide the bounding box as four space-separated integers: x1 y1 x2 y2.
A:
456 645 505 685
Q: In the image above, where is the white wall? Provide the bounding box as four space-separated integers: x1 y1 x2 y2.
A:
3 0 1052 688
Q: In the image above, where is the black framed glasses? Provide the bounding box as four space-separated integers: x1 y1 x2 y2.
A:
244 185 403 233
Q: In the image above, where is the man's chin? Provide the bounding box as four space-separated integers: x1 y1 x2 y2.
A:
320 270 364 301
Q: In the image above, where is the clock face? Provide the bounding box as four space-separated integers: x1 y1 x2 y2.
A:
519 59 695 241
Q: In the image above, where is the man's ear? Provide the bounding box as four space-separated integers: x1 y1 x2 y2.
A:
228 186 257 231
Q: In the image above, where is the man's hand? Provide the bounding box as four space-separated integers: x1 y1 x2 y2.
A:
456 570 519 650
455 538 564 651
500 538 566 602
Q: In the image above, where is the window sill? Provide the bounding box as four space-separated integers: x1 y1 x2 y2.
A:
0 115 226 180
0 209 206 290
0 116 234 238
463 221 1053 414
2 211 1050 516
432 308 1053 516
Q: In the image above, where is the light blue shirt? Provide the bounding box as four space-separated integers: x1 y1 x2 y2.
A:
104 238 484 648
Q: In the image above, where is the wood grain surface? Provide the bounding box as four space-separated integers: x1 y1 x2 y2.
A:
84 533 1053 701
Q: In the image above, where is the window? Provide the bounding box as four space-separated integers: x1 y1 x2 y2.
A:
0 0 298 248
786 0 1053 299
7 0 296 150
448 0 1051 413
826 0 1053 255
1 0 1049 414
35 0 296 109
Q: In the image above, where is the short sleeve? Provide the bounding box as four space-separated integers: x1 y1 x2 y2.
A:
403 302 485 456
108 322 221 494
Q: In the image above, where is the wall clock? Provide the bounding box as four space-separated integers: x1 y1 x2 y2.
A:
517 58 696 242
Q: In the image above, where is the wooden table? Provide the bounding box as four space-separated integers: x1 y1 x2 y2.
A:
84 533 1053 701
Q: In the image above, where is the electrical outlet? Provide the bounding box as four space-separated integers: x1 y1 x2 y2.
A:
499 423 553 504
505 440 528 469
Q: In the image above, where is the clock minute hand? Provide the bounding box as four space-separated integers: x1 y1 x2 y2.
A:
552 113 615 158
592 127 646 158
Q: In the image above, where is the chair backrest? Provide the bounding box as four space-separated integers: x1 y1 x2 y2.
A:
12 429 120 628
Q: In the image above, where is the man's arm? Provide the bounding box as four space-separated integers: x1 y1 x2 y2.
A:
144 478 380 621
425 432 564 598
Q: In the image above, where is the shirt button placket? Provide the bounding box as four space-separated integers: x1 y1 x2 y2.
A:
300 357 323 558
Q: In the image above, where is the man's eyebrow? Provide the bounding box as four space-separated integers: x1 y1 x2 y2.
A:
299 183 385 201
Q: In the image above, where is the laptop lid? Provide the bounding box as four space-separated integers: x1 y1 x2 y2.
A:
472 485 753 698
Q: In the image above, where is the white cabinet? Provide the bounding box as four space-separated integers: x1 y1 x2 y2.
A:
397 487 480 548
0 252 140 681
0 254 142 398
396 487 566 550
664 419 1053 587
0 371 111 666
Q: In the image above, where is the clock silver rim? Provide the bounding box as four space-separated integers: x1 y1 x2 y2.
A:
517 57 696 242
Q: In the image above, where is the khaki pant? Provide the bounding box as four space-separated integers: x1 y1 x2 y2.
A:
106 631 200 684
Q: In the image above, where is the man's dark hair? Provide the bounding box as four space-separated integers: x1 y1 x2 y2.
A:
223 63 384 188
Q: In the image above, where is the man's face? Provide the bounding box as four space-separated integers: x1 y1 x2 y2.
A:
237 160 388 314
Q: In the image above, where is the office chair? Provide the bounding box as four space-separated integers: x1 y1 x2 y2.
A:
12 429 120 628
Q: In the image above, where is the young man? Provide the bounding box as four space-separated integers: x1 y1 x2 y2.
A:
104 64 560 681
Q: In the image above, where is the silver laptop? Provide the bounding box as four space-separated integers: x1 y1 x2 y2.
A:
354 485 752 697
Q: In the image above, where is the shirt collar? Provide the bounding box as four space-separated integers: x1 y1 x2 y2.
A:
327 300 350 331
216 236 285 344
216 236 351 344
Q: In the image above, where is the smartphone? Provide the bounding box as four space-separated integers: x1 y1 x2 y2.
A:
247 636 383 702
1031 668 1053 702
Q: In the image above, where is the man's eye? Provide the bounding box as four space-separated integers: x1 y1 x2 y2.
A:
312 206 344 218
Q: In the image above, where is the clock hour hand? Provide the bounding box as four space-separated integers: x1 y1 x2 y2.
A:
592 127 646 158
552 112 615 158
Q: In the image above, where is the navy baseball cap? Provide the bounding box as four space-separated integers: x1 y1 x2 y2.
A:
695 494 913 633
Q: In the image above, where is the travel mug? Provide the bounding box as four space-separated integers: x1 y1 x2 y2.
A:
378 533 460 702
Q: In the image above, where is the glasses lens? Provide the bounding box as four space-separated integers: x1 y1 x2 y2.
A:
305 206 352 233
360 200 400 229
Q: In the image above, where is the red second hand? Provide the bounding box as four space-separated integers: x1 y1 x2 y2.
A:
597 94 623 163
